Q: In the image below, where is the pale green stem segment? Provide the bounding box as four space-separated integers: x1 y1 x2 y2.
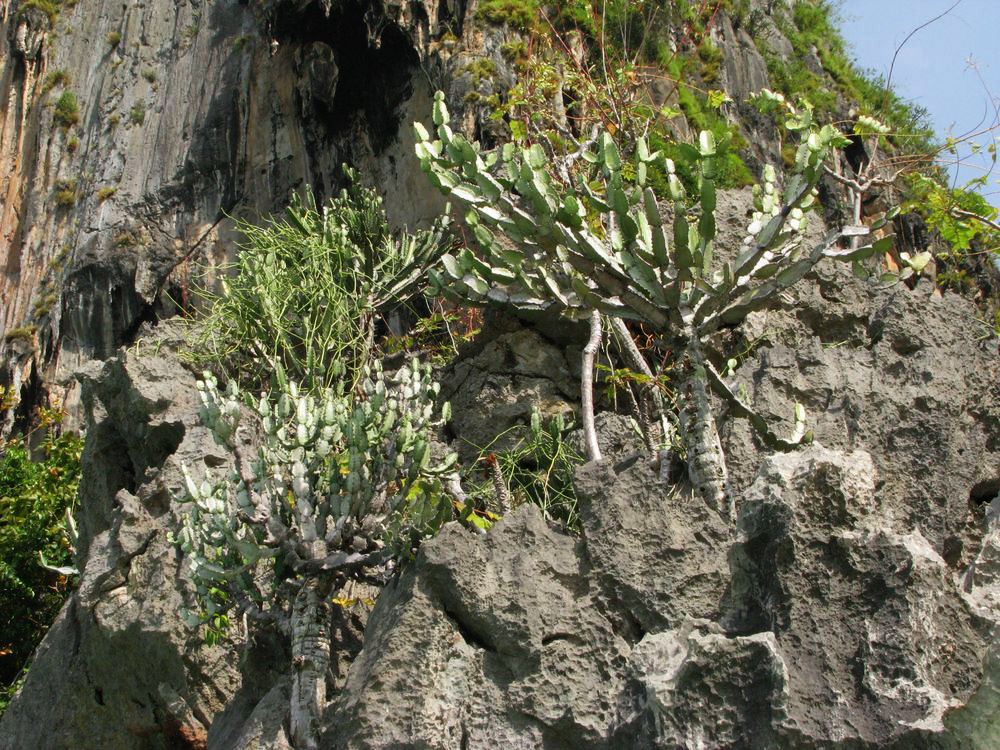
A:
582 310 603 462
290 576 332 750
678 343 730 519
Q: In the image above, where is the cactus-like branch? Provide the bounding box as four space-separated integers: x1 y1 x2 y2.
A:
415 89 898 514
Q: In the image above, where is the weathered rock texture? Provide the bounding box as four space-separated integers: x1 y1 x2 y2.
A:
0 326 248 749
1 1 999 748
0 0 506 425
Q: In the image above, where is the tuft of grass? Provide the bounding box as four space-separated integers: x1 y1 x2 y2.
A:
52 91 80 129
476 0 539 32
106 30 121 48
53 178 77 207
128 101 146 126
141 69 157 84
65 136 79 153
3 326 38 343
96 186 116 201
41 69 70 95
113 231 137 248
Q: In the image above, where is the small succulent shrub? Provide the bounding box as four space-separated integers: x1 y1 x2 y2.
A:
175 359 456 748
52 91 80 129
0 406 82 718
416 90 897 516
189 167 449 393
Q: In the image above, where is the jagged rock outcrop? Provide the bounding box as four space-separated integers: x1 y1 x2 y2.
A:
2 1 999 748
0 325 250 749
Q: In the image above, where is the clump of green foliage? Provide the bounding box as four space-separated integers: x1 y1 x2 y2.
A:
476 0 540 32
128 102 146 126
52 91 80 129
53 178 77 207
106 31 121 48
17 0 68 27
473 409 583 531
765 0 934 154
0 398 82 719
96 186 117 201
188 167 449 392
41 70 70 95
2 326 37 344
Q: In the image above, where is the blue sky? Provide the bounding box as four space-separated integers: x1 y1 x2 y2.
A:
837 0 1000 208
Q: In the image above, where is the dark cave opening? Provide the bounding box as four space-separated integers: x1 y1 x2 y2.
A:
270 0 422 153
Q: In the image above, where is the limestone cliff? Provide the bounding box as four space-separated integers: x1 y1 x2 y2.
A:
1 1 999 748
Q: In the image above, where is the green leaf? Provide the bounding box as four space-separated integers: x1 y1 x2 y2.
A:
526 144 546 170
432 93 449 127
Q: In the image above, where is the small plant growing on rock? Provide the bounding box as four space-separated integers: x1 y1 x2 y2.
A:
415 90 897 517
128 102 146 125
106 30 121 48
52 90 79 129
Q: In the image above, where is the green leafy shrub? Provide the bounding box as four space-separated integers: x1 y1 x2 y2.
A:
52 91 80 129
0 415 82 717
188 168 449 392
106 31 121 47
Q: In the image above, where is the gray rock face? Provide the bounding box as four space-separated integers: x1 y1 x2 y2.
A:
442 327 581 463
0 327 247 749
723 263 1000 569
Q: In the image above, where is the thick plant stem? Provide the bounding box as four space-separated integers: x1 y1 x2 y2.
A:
678 344 730 519
290 576 332 750
609 317 675 458
582 310 603 462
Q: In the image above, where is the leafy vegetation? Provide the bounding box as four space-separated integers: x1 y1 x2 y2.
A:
128 101 146 126
470 409 583 531
187 168 449 393
417 89 896 511
0 398 82 719
52 91 80 129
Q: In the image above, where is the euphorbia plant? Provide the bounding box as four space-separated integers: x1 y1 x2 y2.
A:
415 89 897 518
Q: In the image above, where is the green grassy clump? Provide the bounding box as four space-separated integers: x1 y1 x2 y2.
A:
2 326 37 344
53 178 77 207
52 91 80 129
766 0 934 154
17 0 65 26
106 31 121 47
41 70 70 95
96 186 116 201
128 102 146 125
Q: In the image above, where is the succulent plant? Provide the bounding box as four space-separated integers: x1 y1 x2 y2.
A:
415 89 897 516
174 358 455 749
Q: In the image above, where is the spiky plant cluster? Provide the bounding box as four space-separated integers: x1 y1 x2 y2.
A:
415 89 898 515
175 359 456 633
